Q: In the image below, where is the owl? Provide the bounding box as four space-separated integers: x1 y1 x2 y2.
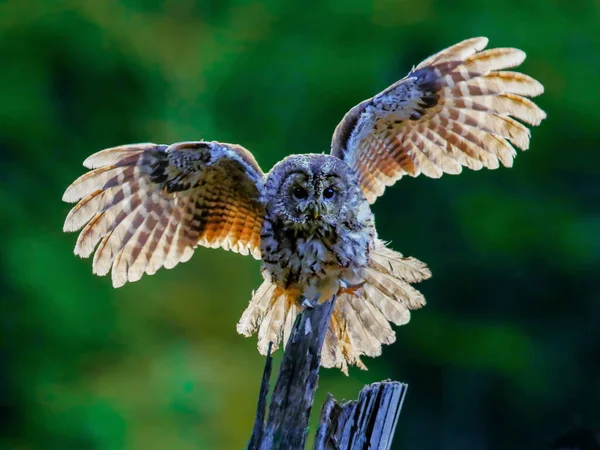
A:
62 37 546 373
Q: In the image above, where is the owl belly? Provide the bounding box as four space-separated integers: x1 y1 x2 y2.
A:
260 219 373 303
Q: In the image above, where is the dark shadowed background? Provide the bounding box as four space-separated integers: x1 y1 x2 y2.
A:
1 0 599 449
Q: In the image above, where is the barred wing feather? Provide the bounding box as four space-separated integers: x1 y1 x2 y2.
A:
63 141 265 287
331 37 546 203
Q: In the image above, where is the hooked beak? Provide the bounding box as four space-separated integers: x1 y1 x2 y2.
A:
306 202 321 219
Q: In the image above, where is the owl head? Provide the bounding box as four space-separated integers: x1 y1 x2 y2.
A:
263 154 366 229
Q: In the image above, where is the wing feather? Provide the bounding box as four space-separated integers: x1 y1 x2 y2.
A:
331 37 546 203
63 141 265 287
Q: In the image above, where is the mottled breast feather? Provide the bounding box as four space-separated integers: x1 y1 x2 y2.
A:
62 141 266 287
331 37 546 204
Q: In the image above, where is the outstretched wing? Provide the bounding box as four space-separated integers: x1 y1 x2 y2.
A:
331 37 546 203
63 141 265 287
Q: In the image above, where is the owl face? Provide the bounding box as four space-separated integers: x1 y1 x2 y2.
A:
264 154 364 229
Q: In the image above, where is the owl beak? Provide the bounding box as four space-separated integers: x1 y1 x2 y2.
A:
307 202 321 219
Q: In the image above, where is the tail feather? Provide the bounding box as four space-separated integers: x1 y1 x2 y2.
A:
369 242 431 283
323 313 352 374
363 283 410 326
257 294 288 353
236 280 279 338
364 267 426 310
282 302 299 347
345 293 395 349
330 310 357 373
340 295 386 357
236 243 430 374
322 319 344 371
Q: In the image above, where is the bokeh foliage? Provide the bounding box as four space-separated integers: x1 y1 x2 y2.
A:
1 0 599 449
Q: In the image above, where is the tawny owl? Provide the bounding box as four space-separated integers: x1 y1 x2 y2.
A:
62 37 546 373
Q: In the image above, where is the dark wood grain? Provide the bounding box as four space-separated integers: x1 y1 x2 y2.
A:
313 381 408 450
248 342 273 450
247 296 407 450
257 296 337 450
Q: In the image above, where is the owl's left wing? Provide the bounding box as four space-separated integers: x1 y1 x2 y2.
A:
331 37 546 203
63 141 265 287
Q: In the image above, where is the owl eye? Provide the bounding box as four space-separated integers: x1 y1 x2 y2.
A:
292 186 308 199
323 187 335 199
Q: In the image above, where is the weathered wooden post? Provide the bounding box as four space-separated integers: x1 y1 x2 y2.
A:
247 297 408 450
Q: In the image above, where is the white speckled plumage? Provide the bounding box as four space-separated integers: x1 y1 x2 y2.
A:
62 37 545 373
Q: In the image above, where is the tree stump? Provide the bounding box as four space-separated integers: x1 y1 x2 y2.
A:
247 296 408 450
313 381 408 450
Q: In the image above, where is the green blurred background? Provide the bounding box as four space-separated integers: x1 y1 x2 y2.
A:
1 0 599 449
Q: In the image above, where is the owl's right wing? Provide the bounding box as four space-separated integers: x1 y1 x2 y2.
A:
330 37 546 204
63 141 265 287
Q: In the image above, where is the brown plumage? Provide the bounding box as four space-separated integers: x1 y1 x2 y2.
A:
62 37 545 373
331 37 546 203
63 142 264 287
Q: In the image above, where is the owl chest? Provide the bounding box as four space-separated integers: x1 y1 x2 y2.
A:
259 219 372 296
